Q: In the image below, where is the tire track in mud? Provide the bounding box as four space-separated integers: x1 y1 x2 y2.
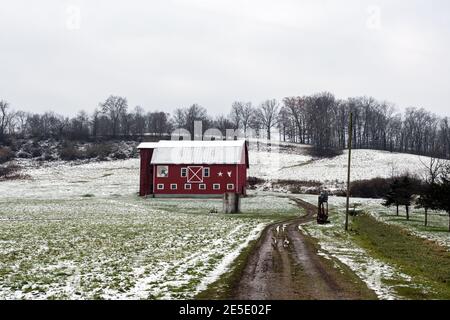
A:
232 197 375 300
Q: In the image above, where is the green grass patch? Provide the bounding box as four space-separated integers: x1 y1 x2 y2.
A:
351 213 450 299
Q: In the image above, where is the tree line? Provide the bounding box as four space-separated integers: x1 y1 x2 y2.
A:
280 93 450 159
1 93 449 159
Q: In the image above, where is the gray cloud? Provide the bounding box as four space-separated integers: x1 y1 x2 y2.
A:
0 0 449 116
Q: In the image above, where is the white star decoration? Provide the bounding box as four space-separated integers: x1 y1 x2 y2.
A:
218 171 223 177
227 171 232 177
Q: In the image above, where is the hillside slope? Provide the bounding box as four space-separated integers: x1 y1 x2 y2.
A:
249 146 447 183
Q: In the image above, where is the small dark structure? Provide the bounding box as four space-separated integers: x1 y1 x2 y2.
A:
223 192 241 214
317 191 329 224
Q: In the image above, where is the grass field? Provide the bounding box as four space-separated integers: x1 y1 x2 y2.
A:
0 160 300 300
2 153 449 300
300 205 450 300
351 214 450 299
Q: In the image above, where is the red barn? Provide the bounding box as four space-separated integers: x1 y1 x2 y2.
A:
137 140 249 198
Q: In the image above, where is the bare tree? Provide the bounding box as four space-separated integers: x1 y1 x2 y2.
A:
148 111 171 136
15 111 28 137
172 108 186 130
185 104 209 137
121 112 134 136
99 95 128 137
214 115 233 136
283 97 306 143
256 99 280 140
172 104 209 138
229 101 254 135
0 100 11 141
91 109 100 138
239 102 253 136
70 110 90 139
6 111 18 136
132 106 146 136
229 102 243 130
49 113 69 138
277 106 290 142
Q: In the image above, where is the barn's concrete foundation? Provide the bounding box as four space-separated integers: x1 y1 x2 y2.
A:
223 193 241 214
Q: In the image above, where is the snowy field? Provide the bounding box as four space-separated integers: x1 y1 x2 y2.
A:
0 160 299 300
249 146 448 184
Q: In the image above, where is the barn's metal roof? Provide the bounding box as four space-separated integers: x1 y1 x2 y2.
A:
137 142 159 149
137 140 247 165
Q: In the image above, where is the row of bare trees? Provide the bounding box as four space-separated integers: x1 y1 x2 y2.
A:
0 96 172 141
226 93 450 159
277 93 450 159
1 93 450 159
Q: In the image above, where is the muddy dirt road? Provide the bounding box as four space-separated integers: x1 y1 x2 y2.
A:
232 198 375 300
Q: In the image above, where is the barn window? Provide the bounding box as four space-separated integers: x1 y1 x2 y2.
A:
157 184 164 190
184 184 192 190
181 168 187 177
170 184 177 190
227 184 235 190
213 184 220 190
157 166 169 178
199 184 206 190
203 167 210 177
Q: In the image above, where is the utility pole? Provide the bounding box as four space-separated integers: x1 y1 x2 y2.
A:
345 112 353 231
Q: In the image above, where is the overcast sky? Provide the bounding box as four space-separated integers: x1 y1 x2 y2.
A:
1 0 449 116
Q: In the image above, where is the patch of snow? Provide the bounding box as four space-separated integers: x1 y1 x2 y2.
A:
195 223 266 294
250 148 449 186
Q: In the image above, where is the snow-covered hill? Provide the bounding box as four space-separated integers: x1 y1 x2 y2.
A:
249 146 446 184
